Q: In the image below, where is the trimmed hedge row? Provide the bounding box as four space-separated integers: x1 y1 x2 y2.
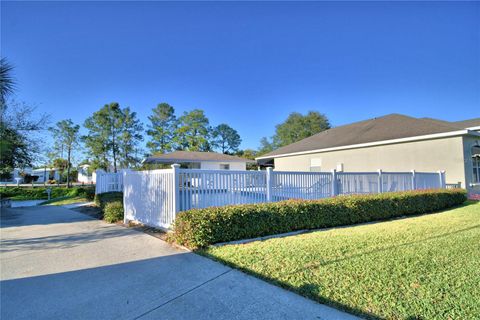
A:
170 189 467 249
0 186 95 201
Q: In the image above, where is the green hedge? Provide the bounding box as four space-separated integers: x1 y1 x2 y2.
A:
171 189 467 249
104 201 124 223
94 192 123 209
0 186 95 201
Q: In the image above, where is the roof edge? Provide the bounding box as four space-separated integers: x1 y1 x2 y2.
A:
143 158 255 164
256 129 478 160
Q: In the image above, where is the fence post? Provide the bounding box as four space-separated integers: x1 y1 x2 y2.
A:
172 164 180 216
378 169 383 193
331 169 338 196
411 170 416 190
123 171 128 225
438 170 446 189
95 170 101 194
266 167 273 202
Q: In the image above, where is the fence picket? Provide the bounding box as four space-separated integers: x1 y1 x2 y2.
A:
109 166 448 229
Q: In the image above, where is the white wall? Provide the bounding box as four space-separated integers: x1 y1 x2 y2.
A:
78 165 93 183
200 161 247 170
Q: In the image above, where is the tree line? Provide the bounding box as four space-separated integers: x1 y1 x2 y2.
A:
1 58 331 186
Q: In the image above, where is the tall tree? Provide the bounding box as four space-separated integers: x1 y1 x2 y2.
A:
174 109 211 151
0 60 48 178
83 103 143 172
0 58 15 111
273 111 330 147
146 103 176 154
257 137 275 155
49 119 80 187
119 107 143 168
258 111 331 155
212 123 242 154
236 148 258 170
83 103 124 172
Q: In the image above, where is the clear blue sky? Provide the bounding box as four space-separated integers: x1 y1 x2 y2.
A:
2 1 479 152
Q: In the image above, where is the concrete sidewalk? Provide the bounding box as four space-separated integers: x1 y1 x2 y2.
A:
0 205 358 320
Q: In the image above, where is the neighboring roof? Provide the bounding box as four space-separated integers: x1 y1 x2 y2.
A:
31 168 58 172
144 151 255 164
258 114 480 160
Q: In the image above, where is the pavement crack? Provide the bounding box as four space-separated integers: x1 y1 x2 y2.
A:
134 269 232 319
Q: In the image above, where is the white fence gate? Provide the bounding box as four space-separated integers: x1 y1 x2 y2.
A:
123 169 176 228
109 166 448 229
95 171 124 194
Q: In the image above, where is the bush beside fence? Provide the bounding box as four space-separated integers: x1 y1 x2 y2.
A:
104 201 124 223
94 191 123 209
170 189 467 249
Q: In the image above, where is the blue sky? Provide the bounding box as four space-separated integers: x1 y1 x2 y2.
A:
2 1 479 153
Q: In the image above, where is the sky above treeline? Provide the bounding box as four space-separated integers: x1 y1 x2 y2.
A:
2 1 479 151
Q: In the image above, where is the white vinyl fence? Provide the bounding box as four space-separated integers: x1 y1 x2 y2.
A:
95 171 124 194
112 166 447 229
123 169 176 228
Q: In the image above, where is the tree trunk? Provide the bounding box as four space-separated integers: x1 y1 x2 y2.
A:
112 134 117 173
44 165 47 186
67 147 71 188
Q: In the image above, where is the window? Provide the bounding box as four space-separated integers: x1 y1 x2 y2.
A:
220 164 230 170
473 157 480 184
181 162 200 169
472 145 480 184
310 158 322 172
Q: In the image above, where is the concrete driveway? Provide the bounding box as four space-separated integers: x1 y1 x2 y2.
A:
0 205 358 320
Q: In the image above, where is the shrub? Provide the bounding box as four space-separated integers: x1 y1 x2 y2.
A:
0 186 95 200
73 186 95 200
94 192 123 209
103 201 124 223
171 189 467 249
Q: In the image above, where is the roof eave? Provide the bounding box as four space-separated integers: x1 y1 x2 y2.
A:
256 129 478 160
143 158 254 164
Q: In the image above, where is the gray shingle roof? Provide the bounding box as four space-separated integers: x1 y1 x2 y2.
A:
453 118 480 129
259 114 477 159
144 151 254 163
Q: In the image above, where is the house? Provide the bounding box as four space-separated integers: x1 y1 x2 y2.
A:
143 151 254 170
31 168 61 183
256 114 480 194
1 167 61 184
78 164 95 184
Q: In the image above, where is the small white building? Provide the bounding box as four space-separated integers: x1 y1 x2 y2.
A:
32 168 61 183
8 167 60 183
78 164 96 184
143 151 254 170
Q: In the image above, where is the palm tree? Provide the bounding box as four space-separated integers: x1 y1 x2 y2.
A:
0 58 16 111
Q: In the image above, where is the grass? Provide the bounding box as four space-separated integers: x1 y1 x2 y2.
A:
201 201 480 319
40 196 89 206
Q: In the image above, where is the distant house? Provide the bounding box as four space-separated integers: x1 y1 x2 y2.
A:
256 114 480 194
78 164 95 184
143 151 254 170
7 167 60 183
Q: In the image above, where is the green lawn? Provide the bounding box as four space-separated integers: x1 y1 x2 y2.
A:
202 201 480 319
40 196 89 206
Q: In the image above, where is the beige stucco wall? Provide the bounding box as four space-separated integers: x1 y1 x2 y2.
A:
273 136 467 187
